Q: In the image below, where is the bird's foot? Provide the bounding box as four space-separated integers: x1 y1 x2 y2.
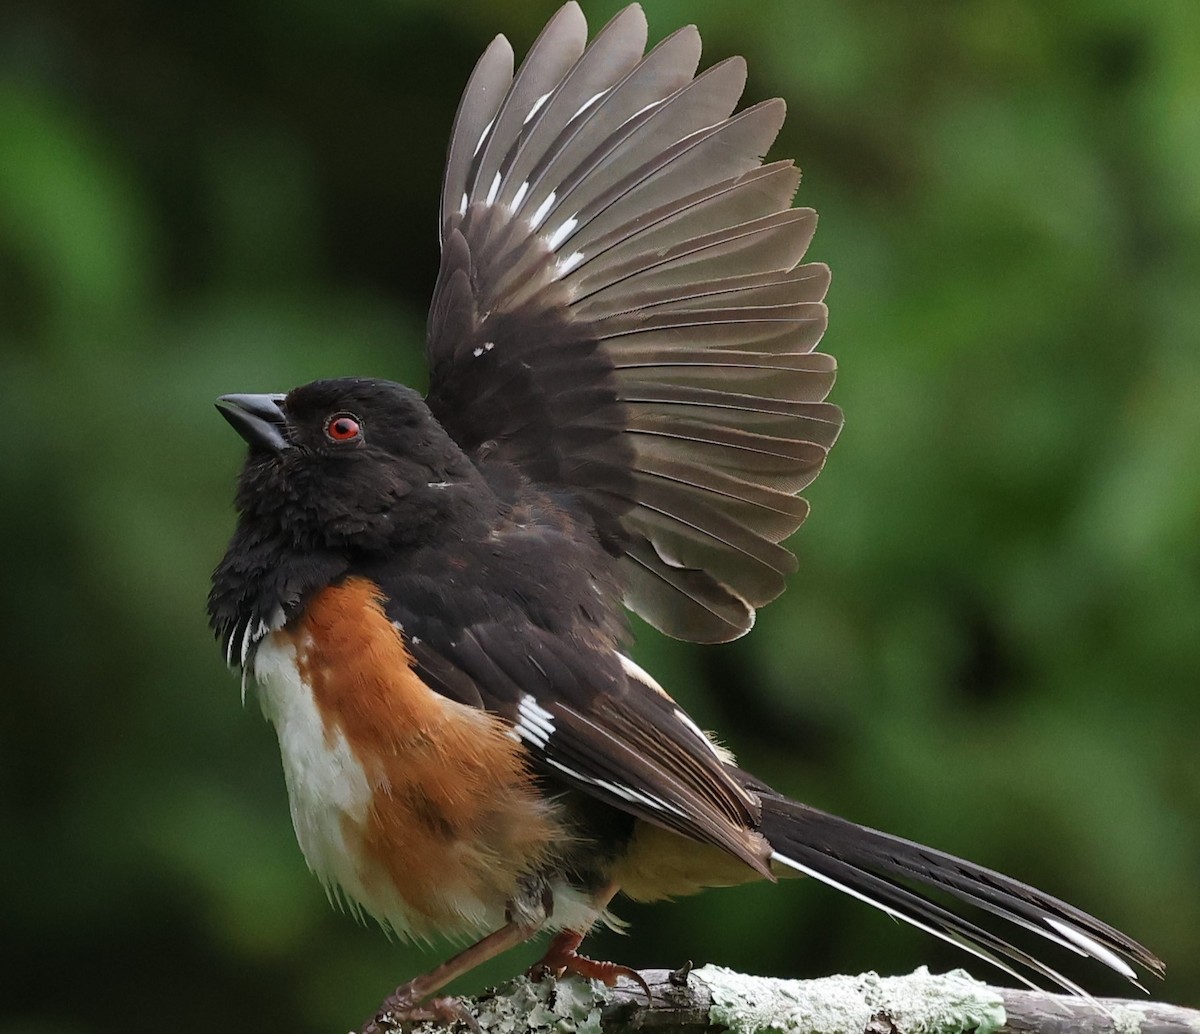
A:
528 930 652 1000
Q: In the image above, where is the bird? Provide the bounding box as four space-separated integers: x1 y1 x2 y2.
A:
208 2 1162 1027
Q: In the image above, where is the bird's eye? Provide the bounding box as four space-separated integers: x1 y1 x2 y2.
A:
324 414 362 443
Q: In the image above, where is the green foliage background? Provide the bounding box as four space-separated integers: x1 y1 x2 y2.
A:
2 1 1197 1030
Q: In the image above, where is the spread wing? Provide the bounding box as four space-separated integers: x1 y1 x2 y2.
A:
424 3 842 644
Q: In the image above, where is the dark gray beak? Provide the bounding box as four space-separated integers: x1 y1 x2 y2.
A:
215 393 290 453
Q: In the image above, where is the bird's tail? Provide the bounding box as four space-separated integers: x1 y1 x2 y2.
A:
749 780 1164 995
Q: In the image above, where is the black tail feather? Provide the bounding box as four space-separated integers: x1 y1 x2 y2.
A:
750 784 1164 993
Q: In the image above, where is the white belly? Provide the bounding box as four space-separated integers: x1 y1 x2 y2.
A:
252 634 383 920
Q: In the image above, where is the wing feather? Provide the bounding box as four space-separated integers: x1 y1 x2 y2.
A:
386 595 771 877
427 4 841 642
440 35 515 241
467 4 589 216
494 6 649 214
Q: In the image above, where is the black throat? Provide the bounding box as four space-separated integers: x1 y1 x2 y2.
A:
207 525 347 670
208 457 503 670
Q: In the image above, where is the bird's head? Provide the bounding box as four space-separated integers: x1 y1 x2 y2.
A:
216 377 486 553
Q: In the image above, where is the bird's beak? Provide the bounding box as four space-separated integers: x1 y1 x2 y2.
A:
215 393 291 454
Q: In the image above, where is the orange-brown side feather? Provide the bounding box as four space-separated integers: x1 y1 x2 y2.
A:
290 577 563 931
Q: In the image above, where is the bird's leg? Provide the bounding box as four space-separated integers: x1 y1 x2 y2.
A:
361 920 539 1034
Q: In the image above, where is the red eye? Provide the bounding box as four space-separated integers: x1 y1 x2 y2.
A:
325 414 362 443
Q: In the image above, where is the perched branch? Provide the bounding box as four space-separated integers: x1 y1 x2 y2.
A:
380 966 1200 1034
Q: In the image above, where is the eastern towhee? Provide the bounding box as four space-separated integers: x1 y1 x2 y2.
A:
208 3 1162 1027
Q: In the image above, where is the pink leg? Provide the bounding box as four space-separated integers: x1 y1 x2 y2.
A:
361 920 539 1033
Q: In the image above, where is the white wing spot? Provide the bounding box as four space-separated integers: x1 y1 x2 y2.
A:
628 99 663 122
524 91 551 125
529 191 556 231
515 694 555 749
547 215 578 251
485 171 502 206
510 180 529 210
544 758 685 818
572 88 608 119
473 116 495 157
556 251 585 276
616 652 667 695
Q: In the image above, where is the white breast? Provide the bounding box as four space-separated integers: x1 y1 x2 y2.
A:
252 634 378 915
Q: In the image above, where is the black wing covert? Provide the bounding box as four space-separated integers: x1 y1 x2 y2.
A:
385 596 771 878
425 3 842 644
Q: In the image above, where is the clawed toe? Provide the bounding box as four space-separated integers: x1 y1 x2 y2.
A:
528 930 652 1001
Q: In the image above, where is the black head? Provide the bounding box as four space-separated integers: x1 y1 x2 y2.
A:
216 377 489 553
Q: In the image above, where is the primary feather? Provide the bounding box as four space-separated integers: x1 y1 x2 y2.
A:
426 1 840 644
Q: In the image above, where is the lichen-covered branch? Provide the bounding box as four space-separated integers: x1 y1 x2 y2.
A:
376 966 1200 1034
